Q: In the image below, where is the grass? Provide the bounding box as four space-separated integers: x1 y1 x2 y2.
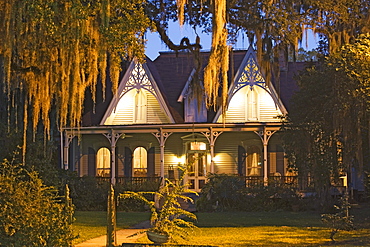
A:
73 211 150 244
73 203 370 246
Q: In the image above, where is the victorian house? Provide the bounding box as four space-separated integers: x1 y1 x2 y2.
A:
61 47 303 192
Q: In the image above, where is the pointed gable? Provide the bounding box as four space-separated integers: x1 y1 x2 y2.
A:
214 46 287 123
101 59 175 125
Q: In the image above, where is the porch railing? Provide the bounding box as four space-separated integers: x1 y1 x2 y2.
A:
96 175 311 191
242 176 312 190
95 176 162 191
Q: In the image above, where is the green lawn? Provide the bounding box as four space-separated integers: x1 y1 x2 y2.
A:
73 211 150 243
73 204 370 246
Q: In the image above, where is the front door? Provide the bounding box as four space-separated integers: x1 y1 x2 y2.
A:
187 152 207 192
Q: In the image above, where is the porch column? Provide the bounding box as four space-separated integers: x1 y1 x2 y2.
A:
104 130 123 185
202 128 223 173
63 132 75 170
255 127 277 186
152 129 172 183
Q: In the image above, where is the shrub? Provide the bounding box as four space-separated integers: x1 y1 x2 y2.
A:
66 175 110 211
321 193 354 243
0 159 76 246
196 173 246 211
197 173 303 212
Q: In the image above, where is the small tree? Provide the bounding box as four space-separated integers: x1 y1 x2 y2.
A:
120 165 197 243
0 158 76 246
321 193 354 243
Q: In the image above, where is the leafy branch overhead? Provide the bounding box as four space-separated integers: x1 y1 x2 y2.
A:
1 0 370 135
0 0 151 133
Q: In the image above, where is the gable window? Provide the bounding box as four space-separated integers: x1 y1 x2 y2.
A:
246 146 261 176
134 89 147 123
133 147 147 177
246 89 259 121
97 147 111 177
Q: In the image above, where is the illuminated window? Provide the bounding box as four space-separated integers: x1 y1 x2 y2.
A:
133 147 147 177
190 141 207 151
97 147 110 177
246 89 259 121
134 89 147 123
246 146 261 176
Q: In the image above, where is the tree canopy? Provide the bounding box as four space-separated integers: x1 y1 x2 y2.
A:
0 0 151 134
1 0 370 135
283 34 370 202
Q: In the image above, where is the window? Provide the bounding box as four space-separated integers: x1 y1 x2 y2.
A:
97 147 111 177
133 147 147 177
246 146 261 176
246 89 259 121
134 89 147 123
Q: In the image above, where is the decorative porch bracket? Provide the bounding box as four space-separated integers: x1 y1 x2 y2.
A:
103 131 124 185
152 129 172 183
63 133 75 170
201 128 223 173
254 127 277 186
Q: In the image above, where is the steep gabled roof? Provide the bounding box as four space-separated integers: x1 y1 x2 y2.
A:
100 59 175 125
82 49 306 126
213 46 287 123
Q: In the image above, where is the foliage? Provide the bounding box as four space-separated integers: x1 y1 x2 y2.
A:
119 166 198 242
196 173 246 211
282 34 370 205
290 48 318 62
196 173 304 212
321 193 354 243
65 174 110 211
148 0 370 111
0 0 152 133
0 158 76 246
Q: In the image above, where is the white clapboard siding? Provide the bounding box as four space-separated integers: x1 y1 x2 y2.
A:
259 90 282 122
217 86 282 123
109 91 135 125
108 90 170 125
214 135 239 174
146 93 170 123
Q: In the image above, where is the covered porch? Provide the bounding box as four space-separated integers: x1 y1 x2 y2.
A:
62 122 288 191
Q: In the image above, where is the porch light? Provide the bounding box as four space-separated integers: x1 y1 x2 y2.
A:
190 141 206 150
175 156 185 165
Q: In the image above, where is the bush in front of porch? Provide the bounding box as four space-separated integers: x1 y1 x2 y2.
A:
63 173 160 211
196 173 306 212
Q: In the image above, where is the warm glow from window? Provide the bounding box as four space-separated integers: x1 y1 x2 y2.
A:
97 147 110 177
133 147 147 177
247 89 259 121
246 146 261 176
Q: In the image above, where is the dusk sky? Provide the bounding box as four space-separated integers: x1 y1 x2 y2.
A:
144 21 319 60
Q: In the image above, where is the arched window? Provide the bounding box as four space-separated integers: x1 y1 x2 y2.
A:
97 147 110 177
246 146 261 176
133 147 147 177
